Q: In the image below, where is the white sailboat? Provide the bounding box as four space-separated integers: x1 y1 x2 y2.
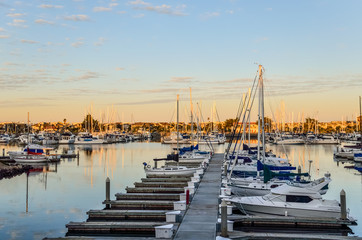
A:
14 113 49 163
144 94 203 176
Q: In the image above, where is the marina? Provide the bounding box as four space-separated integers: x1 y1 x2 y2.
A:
0 141 361 239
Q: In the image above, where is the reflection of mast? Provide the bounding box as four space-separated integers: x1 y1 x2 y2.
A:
26 172 29 213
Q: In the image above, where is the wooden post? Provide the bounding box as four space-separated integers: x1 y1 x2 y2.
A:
155 160 158 169
221 200 228 237
186 189 190 205
298 165 301 174
224 164 227 177
340 189 347 220
2 148 4 156
106 177 110 209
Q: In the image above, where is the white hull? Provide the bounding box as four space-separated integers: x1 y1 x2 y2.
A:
58 140 75 144
233 201 340 218
275 141 305 145
74 140 105 144
162 139 190 144
14 155 48 163
231 185 270 196
145 167 200 176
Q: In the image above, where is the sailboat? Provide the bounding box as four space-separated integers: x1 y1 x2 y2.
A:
13 113 49 163
144 95 203 176
226 65 295 179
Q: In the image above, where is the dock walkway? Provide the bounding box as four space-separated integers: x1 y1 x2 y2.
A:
174 153 223 240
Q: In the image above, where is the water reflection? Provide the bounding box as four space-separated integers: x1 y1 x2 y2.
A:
0 143 361 239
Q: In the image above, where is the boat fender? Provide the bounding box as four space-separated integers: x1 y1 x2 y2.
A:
147 165 151 169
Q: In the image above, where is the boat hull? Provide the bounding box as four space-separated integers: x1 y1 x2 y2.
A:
145 168 200 176
231 200 340 218
14 155 48 163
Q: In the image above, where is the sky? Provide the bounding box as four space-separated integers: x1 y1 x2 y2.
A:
0 0 361 123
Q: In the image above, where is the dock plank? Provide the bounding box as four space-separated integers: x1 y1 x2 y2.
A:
174 153 223 240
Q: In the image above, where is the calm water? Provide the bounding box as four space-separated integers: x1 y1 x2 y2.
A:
0 142 361 239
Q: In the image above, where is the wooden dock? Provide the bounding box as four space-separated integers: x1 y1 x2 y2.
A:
53 155 211 239
43 152 361 240
173 153 224 239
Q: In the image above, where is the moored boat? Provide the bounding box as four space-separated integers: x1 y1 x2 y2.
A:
226 184 341 218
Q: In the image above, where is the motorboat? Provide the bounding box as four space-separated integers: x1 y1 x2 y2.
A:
226 183 341 218
59 133 76 144
307 135 339 144
274 134 305 145
161 132 189 144
74 132 105 144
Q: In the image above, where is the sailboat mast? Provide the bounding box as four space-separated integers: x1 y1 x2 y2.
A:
359 96 362 145
27 112 30 145
190 88 193 145
177 94 179 152
257 77 261 161
260 65 266 161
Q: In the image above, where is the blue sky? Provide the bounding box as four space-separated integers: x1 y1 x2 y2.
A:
0 0 361 123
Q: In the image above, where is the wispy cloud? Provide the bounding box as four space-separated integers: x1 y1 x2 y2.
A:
71 41 84 48
64 15 89 21
57 88 121 96
129 1 187 16
0 27 4 31
110 3 119 7
93 7 112 12
133 13 145 18
0 35 10 39
255 37 269 43
34 19 54 25
169 77 194 83
115 67 125 71
66 71 100 82
3 62 21 66
39 4 63 9
7 19 27 28
21 39 38 44
6 13 25 17
201 12 220 19
94 37 105 46
13 19 25 23
115 98 174 105
140 87 188 94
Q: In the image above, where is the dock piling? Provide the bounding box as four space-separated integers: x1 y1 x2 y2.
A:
298 165 301 174
105 177 110 209
186 189 190 205
2 148 4 156
221 199 228 237
340 189 347 220
223 164 227 177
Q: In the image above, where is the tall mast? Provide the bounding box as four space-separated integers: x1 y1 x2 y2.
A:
177 94 179 152
360 96 362 145
248 88 251 145
260 65 266 161
27 112 30 145
257 66 262 161
190 88 193 145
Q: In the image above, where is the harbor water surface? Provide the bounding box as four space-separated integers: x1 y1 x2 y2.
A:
0 142 361 239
